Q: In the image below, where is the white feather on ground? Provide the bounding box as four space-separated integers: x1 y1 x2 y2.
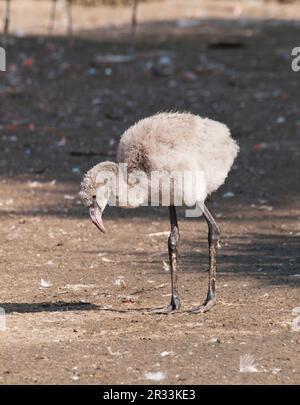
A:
239 354 259 373
39 279 52 288
144 371 166 381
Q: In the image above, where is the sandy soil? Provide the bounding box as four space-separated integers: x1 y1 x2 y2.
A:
0 0 300 385
1 0 300 35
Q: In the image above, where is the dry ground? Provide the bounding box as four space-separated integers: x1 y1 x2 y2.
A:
0 0 300 384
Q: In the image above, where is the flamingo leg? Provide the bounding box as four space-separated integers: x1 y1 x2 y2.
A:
168 205 181 309
148 205 181 314
189 204 220 313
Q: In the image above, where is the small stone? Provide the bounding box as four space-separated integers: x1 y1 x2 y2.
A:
222 191 235 198
208 337 221 344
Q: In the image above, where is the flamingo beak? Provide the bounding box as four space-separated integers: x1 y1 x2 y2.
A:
89 198 106 233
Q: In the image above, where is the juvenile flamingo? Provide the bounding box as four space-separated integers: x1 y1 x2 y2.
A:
80 112 239 313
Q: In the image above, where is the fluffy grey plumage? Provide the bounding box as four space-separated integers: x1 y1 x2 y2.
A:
80 112 239 207
79 161 117 208
117 112 239 194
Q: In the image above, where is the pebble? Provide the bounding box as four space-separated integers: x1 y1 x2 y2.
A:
222 191 235 198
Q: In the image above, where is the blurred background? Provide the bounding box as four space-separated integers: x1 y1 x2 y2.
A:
0 0 299 191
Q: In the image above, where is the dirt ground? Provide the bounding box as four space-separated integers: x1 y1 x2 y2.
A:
0 0 300 385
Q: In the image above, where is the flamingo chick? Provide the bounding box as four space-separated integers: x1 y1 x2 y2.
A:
80 112 239 313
